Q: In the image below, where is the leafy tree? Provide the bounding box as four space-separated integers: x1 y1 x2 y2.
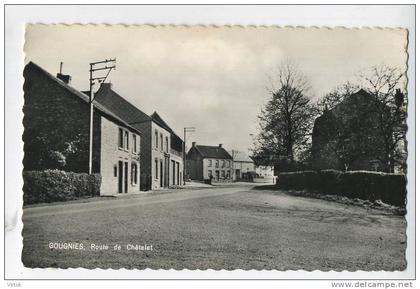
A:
252 62 315 169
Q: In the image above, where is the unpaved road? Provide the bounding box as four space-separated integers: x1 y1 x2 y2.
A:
22 184 406 271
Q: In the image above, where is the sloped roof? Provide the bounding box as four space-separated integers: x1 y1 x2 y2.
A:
151 112 173 132
194 145 232 159
94 84 152 126
232 150 254 163
24 61 141 135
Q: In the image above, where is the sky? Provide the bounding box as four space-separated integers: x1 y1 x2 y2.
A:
24 25 407 153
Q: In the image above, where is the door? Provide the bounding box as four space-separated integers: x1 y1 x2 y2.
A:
164 157 170 187
172 160 176 185
236 169 241 180
160 160 163 187
215 170 220 180
176 162 180 185
118 161 123 194
124 162 128 193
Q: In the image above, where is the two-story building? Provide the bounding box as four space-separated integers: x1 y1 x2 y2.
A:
231 150 255 181
94 84 183 190
23 61 142 195
186 143 233 182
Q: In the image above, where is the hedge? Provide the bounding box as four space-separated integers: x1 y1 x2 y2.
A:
276 170 406 207
23 170 101 205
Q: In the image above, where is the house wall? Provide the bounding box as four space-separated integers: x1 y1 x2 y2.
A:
23 64 101 173
150 122 172 189
100 117 141 195
311 92 388 172
186 159 203 180
203 158 233 181
232 161 255 180
135 121 152 176
169 153 183 186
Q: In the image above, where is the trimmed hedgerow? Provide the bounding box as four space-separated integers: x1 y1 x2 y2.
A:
23 170 101 205
276 170 406 207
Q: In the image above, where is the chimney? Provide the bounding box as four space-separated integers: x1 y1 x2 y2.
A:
56 62 71 84
192 142 196 147
219 144 223 148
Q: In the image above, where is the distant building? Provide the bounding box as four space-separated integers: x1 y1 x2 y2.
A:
23 61 142 195
231 150 255 181
186 143 233 182
255 165 275 179
311 89 391 172
95 84 183 190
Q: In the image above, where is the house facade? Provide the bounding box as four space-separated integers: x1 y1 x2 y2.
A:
186 143 233 182
231 150 255 181
311 89 390 172
23 62 142 195
95 84 183 190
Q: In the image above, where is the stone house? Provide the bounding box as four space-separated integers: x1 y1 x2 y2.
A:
311 89 389 172
94 84 184 190
186 143 233 182
231 150 255 181
23 61 142 195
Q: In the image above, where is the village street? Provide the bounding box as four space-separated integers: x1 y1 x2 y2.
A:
22 184 406 271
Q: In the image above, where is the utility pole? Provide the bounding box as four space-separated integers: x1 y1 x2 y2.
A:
183 127 195 185
88 58 116 174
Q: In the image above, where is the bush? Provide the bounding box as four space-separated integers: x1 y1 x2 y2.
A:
276 170 406 207
23 170 101 205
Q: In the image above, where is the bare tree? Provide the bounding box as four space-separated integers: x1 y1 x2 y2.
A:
315 82 360 115
360 65 407 173
252 62 315 168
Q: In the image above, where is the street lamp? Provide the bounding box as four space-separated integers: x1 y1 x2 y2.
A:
183 127 195 185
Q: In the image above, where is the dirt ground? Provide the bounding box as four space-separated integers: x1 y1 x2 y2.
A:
22 184 406 271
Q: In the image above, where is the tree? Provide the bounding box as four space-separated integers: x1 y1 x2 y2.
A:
360 65 407 173
252 62 315 169
315 82 360 116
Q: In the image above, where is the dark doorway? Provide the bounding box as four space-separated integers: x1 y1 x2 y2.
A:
172 160 176 185
176 162 180 185
160 160 163 187
118 161 123 194
164 157 170 187
124 162 128 193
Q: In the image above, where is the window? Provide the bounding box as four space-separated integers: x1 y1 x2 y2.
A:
226 170 230 178
131 163 138 185
113 165 118 177
118 128 124 149
208 160 212 167
208 170 212 178
227 160 230 168
222 160 225 168
155 158 158 179
133 134 137 153
124 131 129 150
155 130 158 148
160 134 163 151
165 136 169 153
216 160 219 168
221 170 225 178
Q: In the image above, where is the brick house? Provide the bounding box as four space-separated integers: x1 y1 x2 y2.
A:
311 89 390 172
186 143 233 182
94 84 184 190
231 150 255 181
23 61 142 195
